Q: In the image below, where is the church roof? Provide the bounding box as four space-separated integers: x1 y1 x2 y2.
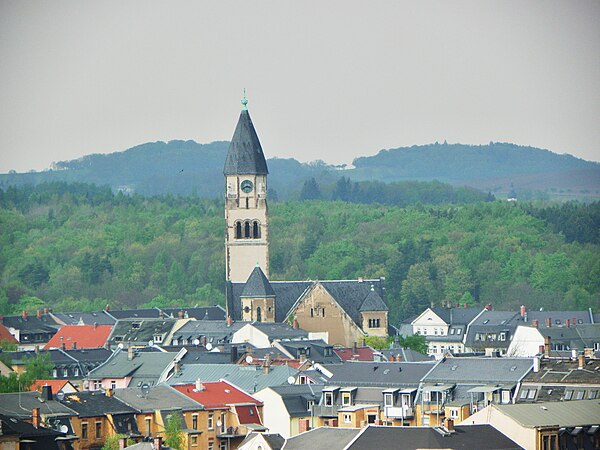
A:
227 279 387 327
223 109 269 175
359 287 388 312
241 266 276 298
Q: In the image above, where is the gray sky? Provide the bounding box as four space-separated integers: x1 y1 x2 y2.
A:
1 1 599 173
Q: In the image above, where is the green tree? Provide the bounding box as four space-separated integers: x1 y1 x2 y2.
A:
398 334 428 354
164 413 184 450
299 177 322 200
101 434 134 450
365 336 391 350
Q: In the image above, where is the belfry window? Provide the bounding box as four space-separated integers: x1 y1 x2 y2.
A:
244 221 251 238
253 221 260 238
235 222 242 239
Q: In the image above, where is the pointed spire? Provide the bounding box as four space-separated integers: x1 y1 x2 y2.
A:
241 265 276 298
223 95 269 176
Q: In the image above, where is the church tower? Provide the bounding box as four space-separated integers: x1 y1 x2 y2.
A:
224 95 269 283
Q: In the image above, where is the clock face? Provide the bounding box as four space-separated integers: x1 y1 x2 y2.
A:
241 180 254 193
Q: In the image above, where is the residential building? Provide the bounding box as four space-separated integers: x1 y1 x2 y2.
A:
232 321 308 348
1 310 61 350
29 379 78 394
105 318 188 349
171 320 244 347
238 432 284 450
416 357 532 426
283 427 361 450
272 340 341 364
0 413 75 450
254 384 323 438
466 400 600 450
463 310 522 356
172 380 265 450
50 310 116 326
507 324 600 357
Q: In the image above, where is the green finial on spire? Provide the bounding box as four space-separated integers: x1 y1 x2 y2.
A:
241 88 248 110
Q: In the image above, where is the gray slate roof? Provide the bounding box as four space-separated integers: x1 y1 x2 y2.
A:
51 311 116 326
58 390 137 417
107 318 178 346
242 266 276 298
172 320 244 344
161 306 226 321
114 385 202 413
88 348 177 386
262 385 323 417
526 310 594 325
359 288 388 312
227 279 386 326
0 391 77 419
422 357 532 384
322 361 434 387
240 432 285 450
167 363 299 393
283 427 361 450
379 347 432 362
493 399 600 427
247 322 308 340
347 425 523 450
430 307 482 325
223 109 269 175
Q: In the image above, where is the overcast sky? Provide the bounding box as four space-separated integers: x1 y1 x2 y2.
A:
1 1 599 173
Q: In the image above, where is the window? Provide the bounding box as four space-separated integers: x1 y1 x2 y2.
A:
575 390 585 400
322 308 325 318
153 335 163 343
384 393 393 407
324 392 333 406
423 391 431 402
244 221 251 238
564 390 573 400
499 332 507 341
431 346 437 354
450 328 455 335
527 389 537 400
208 441 214 450
457 328 462 334
434 328 438 335
252 221 260 238
588 390 597 400
450 408 459 418
145 418 151 436
501 390 511 404
63 368 68 377
343 413 352 424
220 412 226 433
416 328 421 334
208 413 214 430
95 422 102 439
53 369 58 378
307 400 314 411
367 414 377 424
519 389 528 399
74 367 79 377
81 423 88 439
191 435 198 446
220 441 227 450
111 380 116 390
342 392 351 406
192 414 198 430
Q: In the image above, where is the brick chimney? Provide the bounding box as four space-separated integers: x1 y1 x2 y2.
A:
544 336 551 358
127 346 134 361
226 316 233 327
22 310 28 320
263 354 272 374
32 407 41 428
36 309 42 319
292 318 298 329
44 308 49 314
72 342 77 350
520 305 526 318
531 319 539 328
578 353 585 370
445 418 455 432
153 436 163 449
484 303 492 311
572 318 577 328
61 343 66 351
41 385 53 401
105 304 110 311
566 319 570 328
545 318 551 328
105 388 113 397
178 310 184 319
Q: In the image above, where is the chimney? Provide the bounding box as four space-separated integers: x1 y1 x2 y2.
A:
485 303 492 311
22 310 28 320
533 356 540 373
520 304 526 318
584 348 594 358
36 309 42 319
201 336 207 347
178 310 184 319
292 318 298 329
93 322 98 329
352 341 357 354
396 353 402 362
61 343 66 351
361 338 366 347
118 437 128 450
531 319 539 329
544 336 551 358
105 388 113 397
153 436 163 449
226 316 233 327
566 319 570 328
41 385 53 401
463 303 467 308
174 361 181 374
571 349 577 360
32 408 41 428
578 353 585 370
195 378 204 391
72 342 77 350
105 304 110 311
572 318 577 328
263 354 272 374
127 346 134 361
34 345 39 354
445 418 455 432
44 308 49 314
231 346 238 363
546 317 551 328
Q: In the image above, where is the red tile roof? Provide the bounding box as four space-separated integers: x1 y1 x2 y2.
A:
234 405 262 425
334 346 376 361
29 379 72 393
171 381 262 409
0 323 18 344
43 325 112 350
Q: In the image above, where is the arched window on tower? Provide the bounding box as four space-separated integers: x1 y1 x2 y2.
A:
244 221 251 238
252 221 260 239
235 221 242 239
256 307 262 323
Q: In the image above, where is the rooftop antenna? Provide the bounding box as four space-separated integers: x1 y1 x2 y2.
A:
241 89 248 110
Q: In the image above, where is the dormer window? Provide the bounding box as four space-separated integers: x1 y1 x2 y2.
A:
324 392 333 406
384 393 394 407
153 335 163 343
342 392 351 406
131 322 141 329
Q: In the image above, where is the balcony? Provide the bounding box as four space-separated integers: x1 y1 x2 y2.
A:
384 405 414 419
312 404 340 418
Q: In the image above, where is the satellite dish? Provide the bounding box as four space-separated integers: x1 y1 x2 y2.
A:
140 384 150 396
216 420 222 427
193 339 200 346
206 343 213 351
59 424 69 433
117 343 124 349
287 376 295 385
56 390 65 401
148 340 154 347
245 355 253 364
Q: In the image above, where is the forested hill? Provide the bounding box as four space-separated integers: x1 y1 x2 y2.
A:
0 183 598 323
0 140 598 200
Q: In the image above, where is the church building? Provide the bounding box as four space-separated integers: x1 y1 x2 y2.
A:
224 96 389 347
